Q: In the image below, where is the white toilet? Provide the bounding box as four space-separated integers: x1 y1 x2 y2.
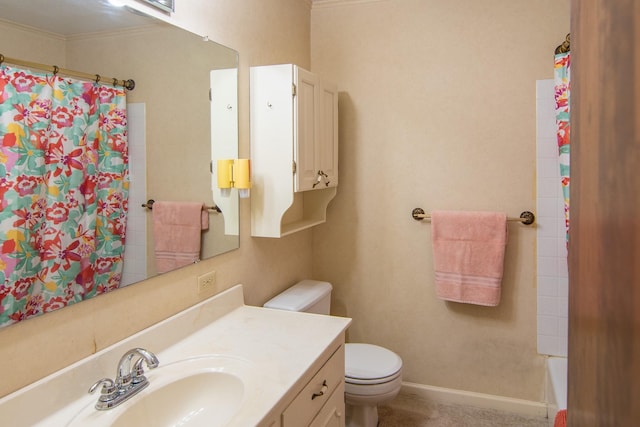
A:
264 280 403 427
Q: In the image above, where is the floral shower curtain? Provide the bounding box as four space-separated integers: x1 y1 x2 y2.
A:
554 51 570 243
0 65 129 328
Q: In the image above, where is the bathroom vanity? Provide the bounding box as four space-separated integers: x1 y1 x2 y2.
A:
0 285 351 426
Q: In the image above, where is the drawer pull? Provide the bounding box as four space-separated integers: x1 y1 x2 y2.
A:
311 380 328 400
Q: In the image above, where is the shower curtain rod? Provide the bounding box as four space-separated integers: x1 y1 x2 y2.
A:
0 53 135 90
555 33 570 54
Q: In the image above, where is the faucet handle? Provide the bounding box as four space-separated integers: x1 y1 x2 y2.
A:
89 378 118 402
131 358 148 385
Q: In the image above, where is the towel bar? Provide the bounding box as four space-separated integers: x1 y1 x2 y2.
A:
411 208 535 225
142 199 222 213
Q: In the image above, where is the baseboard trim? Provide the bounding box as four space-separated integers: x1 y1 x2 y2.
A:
311 0 387 9
400 382 549 418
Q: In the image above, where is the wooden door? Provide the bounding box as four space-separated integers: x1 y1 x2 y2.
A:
568 1 640 425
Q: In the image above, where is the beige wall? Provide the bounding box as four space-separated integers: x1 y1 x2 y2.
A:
311 0 569 401
0 0 313 398
0 20 66 63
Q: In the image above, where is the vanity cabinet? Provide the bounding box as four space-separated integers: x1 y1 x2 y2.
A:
282 344 345 427
0 284 351 427
250 64 338 238
308 384 345 427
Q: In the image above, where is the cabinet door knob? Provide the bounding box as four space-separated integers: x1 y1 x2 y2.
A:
311 380 328 400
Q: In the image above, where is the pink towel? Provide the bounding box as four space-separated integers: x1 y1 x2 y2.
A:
431 210 507 306
152 201 207 274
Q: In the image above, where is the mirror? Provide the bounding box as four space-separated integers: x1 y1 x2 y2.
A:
0 0 239 327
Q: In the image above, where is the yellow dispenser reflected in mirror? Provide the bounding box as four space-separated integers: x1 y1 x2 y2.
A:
217 159 251 198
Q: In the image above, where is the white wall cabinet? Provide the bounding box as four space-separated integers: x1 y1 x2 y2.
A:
250 64 338 238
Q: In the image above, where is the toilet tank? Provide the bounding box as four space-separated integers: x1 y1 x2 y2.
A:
263 280 332 314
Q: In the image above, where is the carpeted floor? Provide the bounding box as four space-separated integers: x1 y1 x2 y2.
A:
377 393 548 427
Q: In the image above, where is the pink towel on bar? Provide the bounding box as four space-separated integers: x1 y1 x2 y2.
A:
152 201 207 274
431 210 507 306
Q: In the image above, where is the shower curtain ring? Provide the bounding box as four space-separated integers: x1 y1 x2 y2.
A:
113 78 118 87
52 65 59 75
95 74 101 83
0 54 4 64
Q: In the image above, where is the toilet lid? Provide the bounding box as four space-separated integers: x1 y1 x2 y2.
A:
345 343 402 381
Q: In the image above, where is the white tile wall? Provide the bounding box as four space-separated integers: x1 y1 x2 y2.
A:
536 80 568 357
121 103 147 287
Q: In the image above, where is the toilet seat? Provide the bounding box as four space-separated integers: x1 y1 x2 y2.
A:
345 343 403 385
346 371 402 385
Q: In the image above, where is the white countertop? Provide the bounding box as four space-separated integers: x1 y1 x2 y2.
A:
0 285 351 426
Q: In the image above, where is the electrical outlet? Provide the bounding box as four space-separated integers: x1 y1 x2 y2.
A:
197 271 216 294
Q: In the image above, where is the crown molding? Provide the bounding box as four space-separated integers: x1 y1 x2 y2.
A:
0 18 65 41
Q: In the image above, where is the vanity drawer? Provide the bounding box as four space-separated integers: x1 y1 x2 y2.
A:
309 381 345 427
282 344 345 426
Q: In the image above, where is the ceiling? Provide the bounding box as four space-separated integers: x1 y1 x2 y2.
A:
0 0 157 36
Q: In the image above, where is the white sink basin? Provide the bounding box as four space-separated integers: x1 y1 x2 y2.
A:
67 355 255 427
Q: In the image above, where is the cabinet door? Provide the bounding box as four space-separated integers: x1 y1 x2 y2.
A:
261 417 281 427
309 383 345 427
295 67 320 192
316 82 338 188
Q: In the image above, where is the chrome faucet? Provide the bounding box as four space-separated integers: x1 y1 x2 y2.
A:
89 348 159 410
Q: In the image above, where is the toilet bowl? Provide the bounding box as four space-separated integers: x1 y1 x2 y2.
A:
264 280 403 427
344 343 402 427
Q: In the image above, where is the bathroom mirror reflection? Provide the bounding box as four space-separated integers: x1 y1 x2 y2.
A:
0 0 239 328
